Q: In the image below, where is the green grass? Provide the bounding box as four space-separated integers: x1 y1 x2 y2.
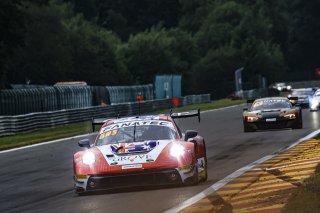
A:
282 164 320 213
0 121 92 150
0 98 245 150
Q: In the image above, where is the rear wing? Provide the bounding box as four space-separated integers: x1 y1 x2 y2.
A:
91 118 111 132
170 109 201 123
247 99 255 104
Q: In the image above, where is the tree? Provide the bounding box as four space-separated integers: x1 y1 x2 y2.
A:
7 1 73 85
192 0 285 96
287 0 320 79
64 15 129 85
120 26 178 84
0 0 25 88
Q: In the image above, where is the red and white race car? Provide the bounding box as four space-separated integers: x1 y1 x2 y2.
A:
73 110 207 194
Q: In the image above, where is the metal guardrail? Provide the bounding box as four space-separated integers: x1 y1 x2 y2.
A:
0 94 211 136
0 86 92 115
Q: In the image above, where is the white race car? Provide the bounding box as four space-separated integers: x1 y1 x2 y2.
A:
310 89 320 111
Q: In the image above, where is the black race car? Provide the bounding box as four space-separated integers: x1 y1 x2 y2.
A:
243 97 302 132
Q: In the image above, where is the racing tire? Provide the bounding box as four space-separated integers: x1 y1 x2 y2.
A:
201 157 208 182
192 166 199 185
292 114 303 129
184 164 199 186
292 120 303 129
201 141 208 182
243 123 255 132
74 188 86 196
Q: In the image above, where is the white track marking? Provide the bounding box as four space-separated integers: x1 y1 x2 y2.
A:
0 133 96 154
201 103 245 114
164 128 320 213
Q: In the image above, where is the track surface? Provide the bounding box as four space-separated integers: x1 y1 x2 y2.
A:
1 106 320 213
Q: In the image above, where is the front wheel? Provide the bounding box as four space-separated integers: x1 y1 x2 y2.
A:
292 114 303 129
244 123 255 132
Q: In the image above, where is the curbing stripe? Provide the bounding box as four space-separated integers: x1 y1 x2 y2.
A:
164 128 320 213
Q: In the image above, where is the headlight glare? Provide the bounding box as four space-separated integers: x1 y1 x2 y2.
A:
170 144 185 158
247 116 259 122
82 152 96 165
284 113 296 119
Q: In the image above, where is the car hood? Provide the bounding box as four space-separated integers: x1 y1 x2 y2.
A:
247 108 294 118
96 140 172 165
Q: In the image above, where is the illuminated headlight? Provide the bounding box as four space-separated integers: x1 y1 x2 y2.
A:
170 144 185 158
247 116 259 122
287 86 292 90
284 113 296 119
82 152 96 165
277 86 282 91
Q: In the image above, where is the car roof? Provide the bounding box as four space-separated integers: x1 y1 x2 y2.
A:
103 115 172 126
292 88 313 91
254 97 289 102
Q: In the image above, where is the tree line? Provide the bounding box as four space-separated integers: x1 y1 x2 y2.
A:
1 0 319 98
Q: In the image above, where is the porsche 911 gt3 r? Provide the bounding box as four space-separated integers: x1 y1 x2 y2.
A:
73 110 207 194
243 97 302 132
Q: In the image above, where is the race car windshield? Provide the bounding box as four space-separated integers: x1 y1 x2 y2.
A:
251 100 292 111
291 90 313 96
96 125 178 146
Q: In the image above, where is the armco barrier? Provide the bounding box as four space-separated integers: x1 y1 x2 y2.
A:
0 94 211 136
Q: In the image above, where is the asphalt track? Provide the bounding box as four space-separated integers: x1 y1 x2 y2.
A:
1 105 320 213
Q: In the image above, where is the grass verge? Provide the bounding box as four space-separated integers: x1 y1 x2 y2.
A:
282 164 320 213
0 98 245 151
0 122 92 150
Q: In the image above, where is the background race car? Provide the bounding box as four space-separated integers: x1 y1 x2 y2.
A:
73 110 207 194
310 89 320 111
243 97 302 132
288 88 315 108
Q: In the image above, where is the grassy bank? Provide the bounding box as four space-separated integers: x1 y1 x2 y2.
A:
0 99 245 150
0 122 92 150
282 164 320 212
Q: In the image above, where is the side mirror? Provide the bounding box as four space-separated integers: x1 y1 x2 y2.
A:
78 139 90 148
185 130 198 141
243 107 248 111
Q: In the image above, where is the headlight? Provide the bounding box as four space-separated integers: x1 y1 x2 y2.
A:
283 113 296 119
277 86 282 91
247 116 259 122
170 144 185 158
82 152 96 165
287 86 292 90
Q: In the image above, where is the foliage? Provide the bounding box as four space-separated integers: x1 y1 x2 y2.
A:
0 0 319 97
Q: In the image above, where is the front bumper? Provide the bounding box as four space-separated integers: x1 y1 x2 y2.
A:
74 167 196 193
245 118 298 130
